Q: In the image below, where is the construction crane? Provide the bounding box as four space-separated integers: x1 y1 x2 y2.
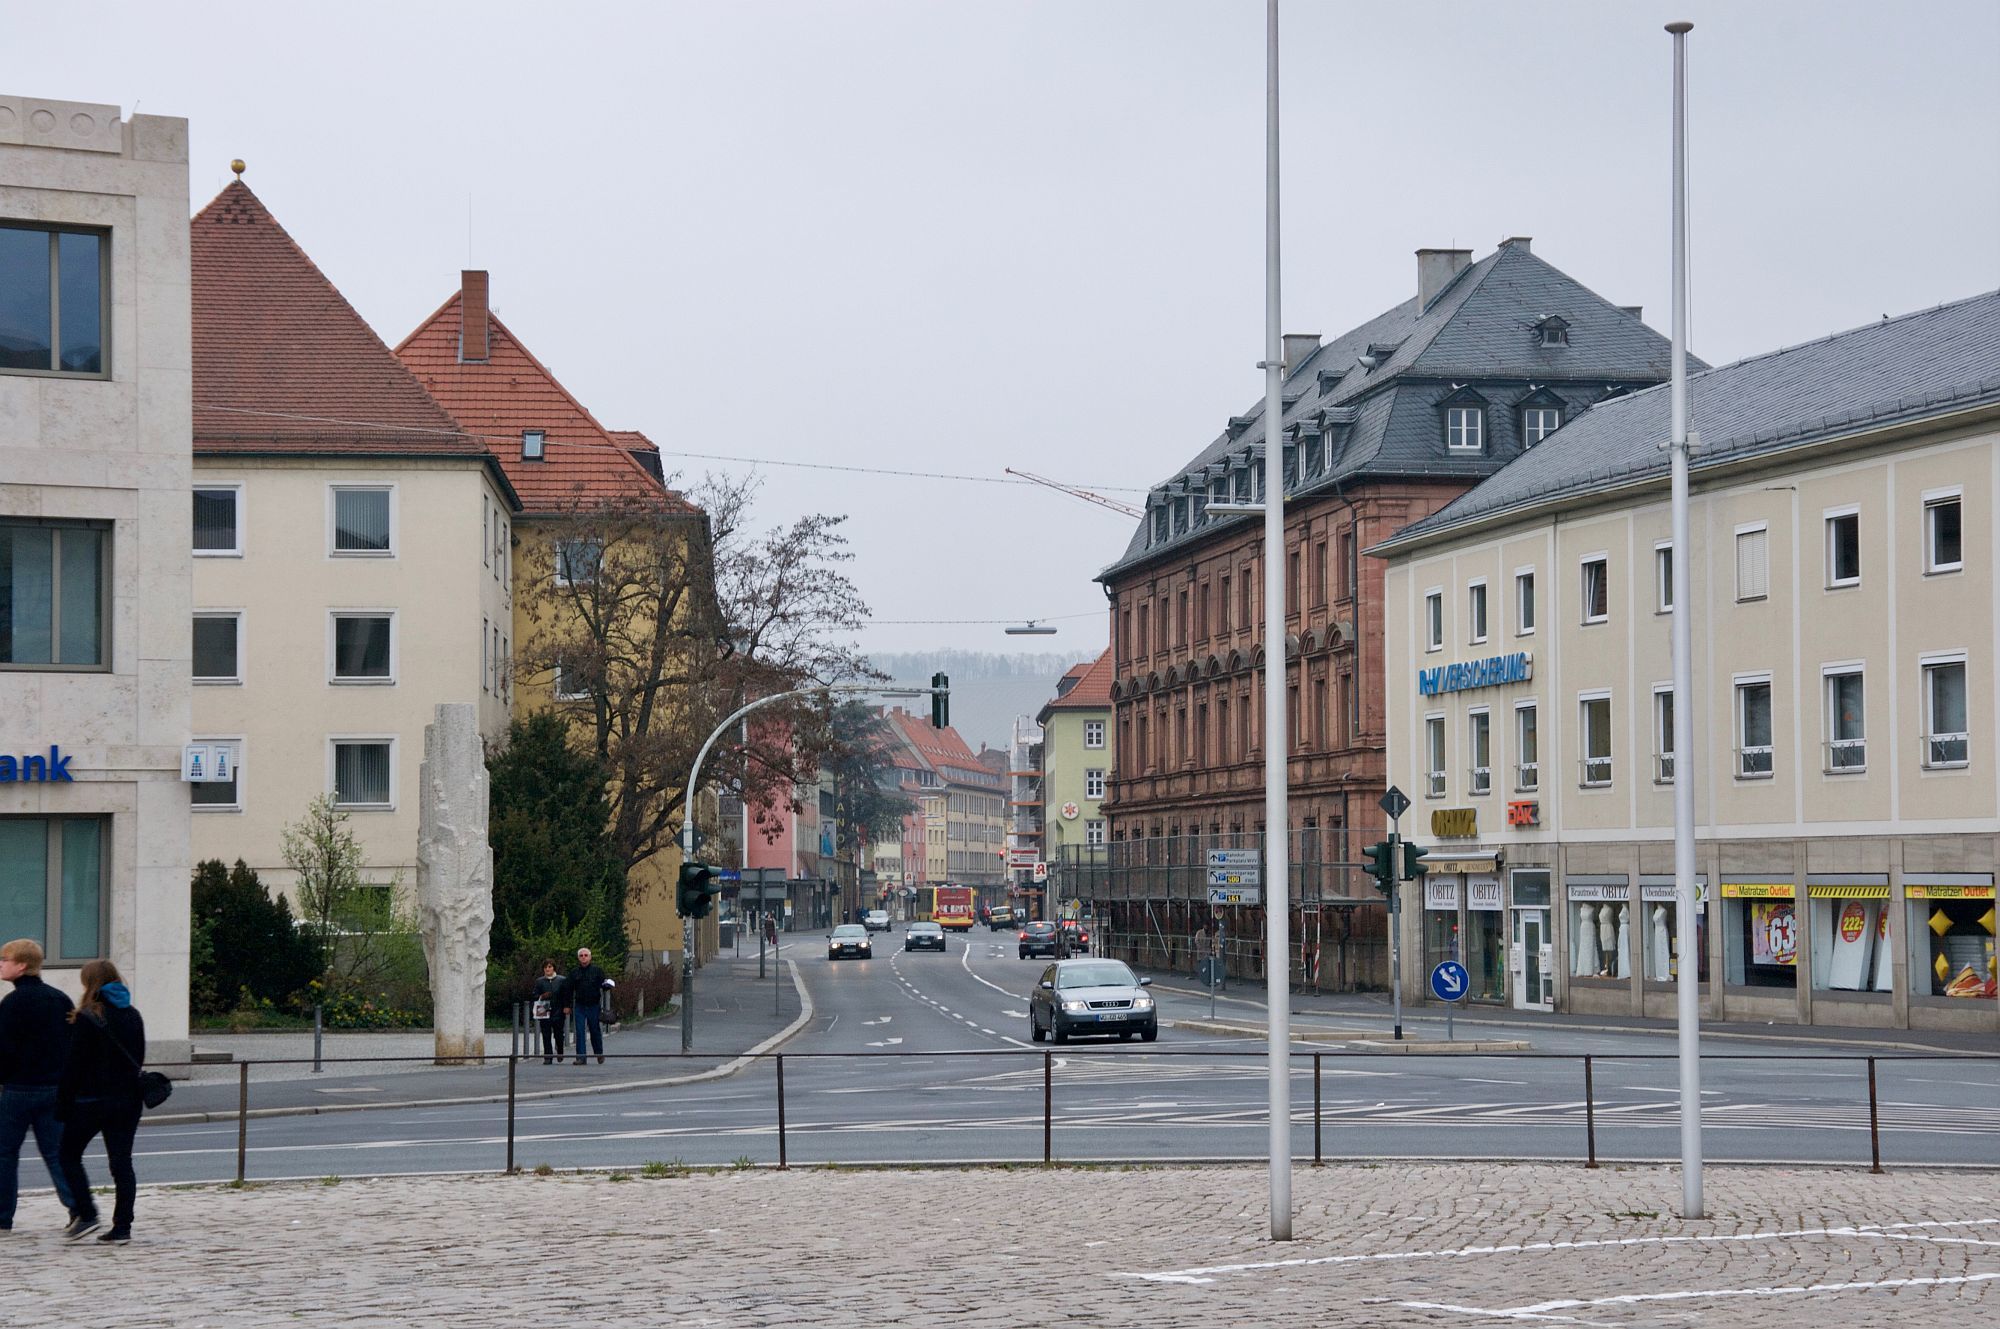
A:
1004 468 1143 518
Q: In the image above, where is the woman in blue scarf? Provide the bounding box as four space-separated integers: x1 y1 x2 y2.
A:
57 959 146 1244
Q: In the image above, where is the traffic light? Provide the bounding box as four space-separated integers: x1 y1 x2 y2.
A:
1402 839 1430 883
677 860 722 919
930 672 950 729
1360 838 1398 897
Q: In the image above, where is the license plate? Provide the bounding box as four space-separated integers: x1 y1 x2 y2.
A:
1095 1011 1127 1021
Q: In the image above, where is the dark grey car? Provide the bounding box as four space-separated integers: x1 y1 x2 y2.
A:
1029 959 1157 1043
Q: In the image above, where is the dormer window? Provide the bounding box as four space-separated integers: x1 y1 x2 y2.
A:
1173 496 1189 534
1151 506 1169 545
1303 433 1325 478
1447 406 1485 452
1522 407 1562 445
1535 315 1571 348
521 429 546 461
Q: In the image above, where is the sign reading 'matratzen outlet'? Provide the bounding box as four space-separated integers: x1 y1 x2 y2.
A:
1417 651 1533 697
0 745 75 782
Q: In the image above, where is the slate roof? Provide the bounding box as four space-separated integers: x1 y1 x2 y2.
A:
1037 648 1113 723
395 291 696 518
190 182 508 495
1376 289 2000 554
1101 240 1694 579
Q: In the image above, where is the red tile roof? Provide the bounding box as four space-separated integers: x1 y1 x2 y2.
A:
395 290 696 518
1039 647 1114 718
191 182 500 483
881 708 984 775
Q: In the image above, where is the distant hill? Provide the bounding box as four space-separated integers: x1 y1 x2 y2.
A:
871 649 1085 752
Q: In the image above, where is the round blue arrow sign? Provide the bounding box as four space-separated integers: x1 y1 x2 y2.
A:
1429 959 1469 1003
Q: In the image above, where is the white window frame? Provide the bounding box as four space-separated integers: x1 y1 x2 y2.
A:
522 429 546 461
1515 568 1536 636
1467 579 1488 644
1824 505 1860 589
1467 707 1491 796
190 736 246 813
192 610 244 686
1920 650 1969 769
1522 406 1562 445
1579 555 1608 625
192 484 244 558
1424 588 1444 653
1084 768 1106 800
481 617 490 694
1734 672 1774 779
552 662 590 703
1652 683 1675 784
1083 720 1106 749
1734 521 1769 602
328 736 397 811
1924 487 1963 575
328 610 397 686
1445 405 1485 453
1084 819 1106 847
1579 691 1613 787
1424 713 1447 798
554 538 602 588
328 483 397 558
1654 540 1674 614
1822 662 1866 773
482 496 490 570
1514 700 1539 792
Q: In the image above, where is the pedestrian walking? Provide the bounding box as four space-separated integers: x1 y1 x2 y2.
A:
0 939 78 1231
566 947 611 1066
531 959 568 1065
56 959 146 1245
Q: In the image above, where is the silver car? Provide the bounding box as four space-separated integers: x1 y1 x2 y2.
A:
1029 958 1157 1043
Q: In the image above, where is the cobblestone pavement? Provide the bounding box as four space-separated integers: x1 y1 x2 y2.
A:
6 1164 1997 1326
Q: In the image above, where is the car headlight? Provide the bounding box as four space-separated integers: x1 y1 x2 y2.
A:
1131 996 1154 1009
1061 999 1089 1013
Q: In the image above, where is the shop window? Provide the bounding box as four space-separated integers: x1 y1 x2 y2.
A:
1735 677 1773 778
1824 669 1865 771
1580 694 1612 786
1808 889 1893 994
1423 880 1462 981
1921 656 1968 767
1567 886 1630 979
0 521 107 669
1721 885 1798 988
1640 884 1708 983
0 816 106 961
1465 879 1506 1002
1467 709 1491 795
1907 885 1996 1000
1514 703 1538 791
1424 715 1446 798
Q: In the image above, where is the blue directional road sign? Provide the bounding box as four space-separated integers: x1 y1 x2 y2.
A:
1429 959 1469 1003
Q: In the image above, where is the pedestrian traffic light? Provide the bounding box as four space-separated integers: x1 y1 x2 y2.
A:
930 672 950 729
1402 839 1430 883
677 860 722 919
1360 839 1398 897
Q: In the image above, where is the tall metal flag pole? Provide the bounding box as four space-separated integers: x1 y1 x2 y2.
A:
1262 0 1294 1244
1665 19 1705 1220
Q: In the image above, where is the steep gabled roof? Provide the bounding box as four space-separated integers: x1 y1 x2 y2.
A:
881 708 987 781
1377 289 2000 554
395 290 696 518
190 182 503 488
1101 241 1694 579
1038 648 1113 723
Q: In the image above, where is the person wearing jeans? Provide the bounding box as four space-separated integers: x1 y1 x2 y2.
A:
0 939 78 1229
567 946 610 1066
57 959 146 1245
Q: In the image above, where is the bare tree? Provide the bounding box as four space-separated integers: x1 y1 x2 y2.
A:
514 473 877 886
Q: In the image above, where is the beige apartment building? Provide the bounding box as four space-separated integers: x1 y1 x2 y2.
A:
189 180 516 894
1378 291 2000 1033
0 96 193 1060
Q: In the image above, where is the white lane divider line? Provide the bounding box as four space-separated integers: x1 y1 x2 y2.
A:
1399 1271 2000 1321
1114 1219 2000 1285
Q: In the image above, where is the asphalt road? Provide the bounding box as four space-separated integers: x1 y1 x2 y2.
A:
102 928 2000 1186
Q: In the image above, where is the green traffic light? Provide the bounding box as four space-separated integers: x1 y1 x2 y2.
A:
1401 839 1430 882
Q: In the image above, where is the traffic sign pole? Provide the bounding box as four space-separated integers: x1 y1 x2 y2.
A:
1380 787 1410 1043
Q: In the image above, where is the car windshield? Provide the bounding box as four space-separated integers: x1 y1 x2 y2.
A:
911 923 941 934
832 926 867 938
1057 962 1136 989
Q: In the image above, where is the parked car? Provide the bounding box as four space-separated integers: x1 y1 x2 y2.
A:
1029 958 1157 1043
862 908 892 932
986 905 1015 931
1018 920 1059 959
903 920 947 952
828 924 873 961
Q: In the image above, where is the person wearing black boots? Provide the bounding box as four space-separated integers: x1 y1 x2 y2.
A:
531 959 569 1065
57 959 145 1246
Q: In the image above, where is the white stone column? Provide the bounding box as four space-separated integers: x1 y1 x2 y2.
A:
417 704 493 1064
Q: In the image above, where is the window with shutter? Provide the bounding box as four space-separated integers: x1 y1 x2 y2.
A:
1735 526 1769 601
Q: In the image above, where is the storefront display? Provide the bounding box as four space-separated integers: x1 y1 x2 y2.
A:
1808 884 1891 994
1567 880 1629 980
1465 875 1505 1001
1906 882 1997 1000
1639 880 1708 983
1423 879 1461 980
1722 883 1797 988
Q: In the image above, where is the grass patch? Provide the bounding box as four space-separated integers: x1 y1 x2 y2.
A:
608 1172 633 1183
730 1156 756 1171
532 1163 554 1177
319 1175 341 1187
641 1159 688 1179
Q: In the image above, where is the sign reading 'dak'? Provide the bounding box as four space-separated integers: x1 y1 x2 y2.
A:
0 745 75 783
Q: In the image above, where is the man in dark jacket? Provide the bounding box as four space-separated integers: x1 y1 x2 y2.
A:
567 947 611 1066
0 939 77 1229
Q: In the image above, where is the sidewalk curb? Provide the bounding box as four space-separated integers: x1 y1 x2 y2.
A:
147 959 815 1127
1148 981 2000 1055
1167 1018 1531 1052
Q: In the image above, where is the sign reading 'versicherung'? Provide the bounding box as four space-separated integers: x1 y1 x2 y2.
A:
1417 651 1533 697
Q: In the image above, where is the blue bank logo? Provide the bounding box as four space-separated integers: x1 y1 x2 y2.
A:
1417 651 1533 697
0 745 75 783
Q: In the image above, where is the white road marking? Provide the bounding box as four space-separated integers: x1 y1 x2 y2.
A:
1402 1271 2000 1321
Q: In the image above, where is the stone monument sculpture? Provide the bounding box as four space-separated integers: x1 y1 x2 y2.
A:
417 703 495 1064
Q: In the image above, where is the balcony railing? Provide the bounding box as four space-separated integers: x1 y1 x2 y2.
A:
1515 761 1538 792
1823 738 1867 773
1581 755 1612 787
1736 745 1773 779
1653 752 1675 784
1425 770 1446 798
1468 765 1491 796
1923 731 1969 769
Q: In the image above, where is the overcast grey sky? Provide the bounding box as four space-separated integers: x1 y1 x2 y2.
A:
16 1 1999 659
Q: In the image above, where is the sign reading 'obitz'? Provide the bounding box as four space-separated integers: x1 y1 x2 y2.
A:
0 746 74 783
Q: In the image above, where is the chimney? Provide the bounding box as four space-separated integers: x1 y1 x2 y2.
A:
1282 332 1321 373
1415 248 1473 311
1499 235 1533 253
459 270 489 363
1619 305 1643 321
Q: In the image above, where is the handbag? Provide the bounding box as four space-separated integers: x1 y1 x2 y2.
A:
531 997 551 1021
83 1011 172 1111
